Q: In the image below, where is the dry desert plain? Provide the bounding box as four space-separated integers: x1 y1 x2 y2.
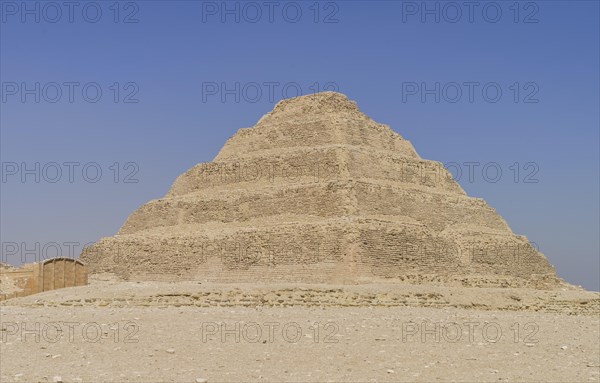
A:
1 276 599 382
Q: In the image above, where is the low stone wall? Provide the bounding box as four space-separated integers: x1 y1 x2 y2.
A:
0 258 87 301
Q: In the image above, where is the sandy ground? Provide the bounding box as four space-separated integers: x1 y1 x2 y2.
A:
1 281 599 382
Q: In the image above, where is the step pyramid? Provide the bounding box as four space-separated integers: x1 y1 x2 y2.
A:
81 92 558 287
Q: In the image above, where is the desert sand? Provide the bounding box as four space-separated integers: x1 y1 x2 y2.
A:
1 277 599 382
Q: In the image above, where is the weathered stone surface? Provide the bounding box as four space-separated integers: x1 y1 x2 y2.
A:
0 258 88 300
81 92 558 287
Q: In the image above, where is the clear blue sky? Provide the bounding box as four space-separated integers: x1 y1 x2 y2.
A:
1 1 598 290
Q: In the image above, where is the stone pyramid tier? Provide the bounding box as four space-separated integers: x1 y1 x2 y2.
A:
81 92 558 287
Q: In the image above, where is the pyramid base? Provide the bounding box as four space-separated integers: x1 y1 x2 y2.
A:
81 218 557 288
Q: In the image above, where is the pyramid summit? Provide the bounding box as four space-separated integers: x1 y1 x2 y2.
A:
81 92 559 287
260 91 364 119
212 91 420 164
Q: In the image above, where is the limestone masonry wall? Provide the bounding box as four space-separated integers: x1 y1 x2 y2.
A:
0 258 88 300
81 92 559 288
